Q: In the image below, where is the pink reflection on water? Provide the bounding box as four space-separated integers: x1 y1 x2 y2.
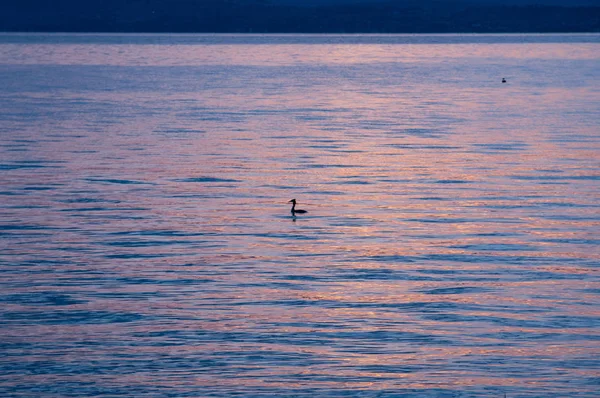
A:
1 34 598 396
1 39 599 66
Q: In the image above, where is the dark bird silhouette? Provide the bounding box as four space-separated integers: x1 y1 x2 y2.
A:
502 78 507 83
288 199 307 215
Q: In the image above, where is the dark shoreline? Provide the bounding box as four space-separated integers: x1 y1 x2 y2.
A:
1 2 599 34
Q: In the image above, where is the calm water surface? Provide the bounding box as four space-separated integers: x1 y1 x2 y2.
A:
0 34 599 397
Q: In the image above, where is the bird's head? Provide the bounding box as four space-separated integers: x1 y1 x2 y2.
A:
288 199 296 203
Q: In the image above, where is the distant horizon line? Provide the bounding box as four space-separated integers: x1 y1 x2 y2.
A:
2 31 600 35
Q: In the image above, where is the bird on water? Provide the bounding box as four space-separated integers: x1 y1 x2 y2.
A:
502 78 507 83
288 199 307 215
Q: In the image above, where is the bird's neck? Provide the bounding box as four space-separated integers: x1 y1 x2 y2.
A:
291 202 296 212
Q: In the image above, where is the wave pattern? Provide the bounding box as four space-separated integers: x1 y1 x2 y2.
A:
0 34 599 397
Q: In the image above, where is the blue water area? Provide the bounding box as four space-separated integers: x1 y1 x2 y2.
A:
0 33 599 397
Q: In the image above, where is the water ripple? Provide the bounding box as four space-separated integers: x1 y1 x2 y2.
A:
0 33 598 398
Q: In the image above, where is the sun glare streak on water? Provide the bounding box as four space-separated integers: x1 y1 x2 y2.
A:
0 34 599 397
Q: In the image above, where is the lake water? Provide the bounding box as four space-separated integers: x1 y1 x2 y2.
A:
0 33 599 397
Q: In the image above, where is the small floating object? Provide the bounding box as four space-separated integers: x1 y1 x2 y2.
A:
288 199 307 215
502 78 507 83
